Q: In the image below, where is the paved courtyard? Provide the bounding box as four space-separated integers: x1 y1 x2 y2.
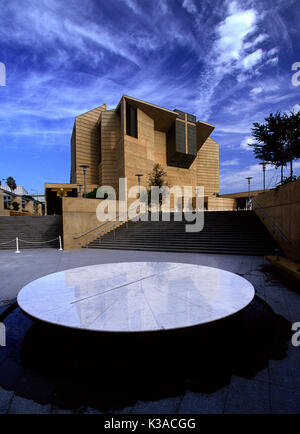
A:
0 248 299 414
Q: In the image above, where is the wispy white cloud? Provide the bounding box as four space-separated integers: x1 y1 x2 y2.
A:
121 0 142 15
240 136 255 151
182 0 197 14
244 33 268 49
220 157 300 194
157 0 169 15
0 0 299 176
221 158 240 166
193 1 269 120
265 56 279 66
242 49 263 69
214 3 257 66
250 87 263 95
220 162 287 194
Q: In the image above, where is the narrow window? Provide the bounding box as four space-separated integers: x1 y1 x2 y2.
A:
126 103 138 138
98 123 102 163
188 124 197 155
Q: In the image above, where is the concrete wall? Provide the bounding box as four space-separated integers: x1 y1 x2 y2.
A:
99 109 121 194
207 196 236 211
253 180 300 261
62 197 126 250
72 105 107 185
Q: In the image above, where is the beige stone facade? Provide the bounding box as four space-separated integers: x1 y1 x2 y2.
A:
70 95 221 204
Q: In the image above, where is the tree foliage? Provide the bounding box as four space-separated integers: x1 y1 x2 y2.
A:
6 176 17 192
249 111 300 182
147 163 168 188
86 188 97 198
147 163 169 206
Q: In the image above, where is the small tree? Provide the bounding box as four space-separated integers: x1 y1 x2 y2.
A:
6 176 17 192
147 163 169 207
148 163 168 188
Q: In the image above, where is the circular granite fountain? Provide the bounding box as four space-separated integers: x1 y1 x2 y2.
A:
17 262 255 332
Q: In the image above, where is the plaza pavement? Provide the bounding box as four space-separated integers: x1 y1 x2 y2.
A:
0 248 299 414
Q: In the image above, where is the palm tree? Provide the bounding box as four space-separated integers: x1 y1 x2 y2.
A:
6 176 17 192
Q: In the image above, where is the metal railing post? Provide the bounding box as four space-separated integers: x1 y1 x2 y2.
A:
58 236 63 251
15 237 20 254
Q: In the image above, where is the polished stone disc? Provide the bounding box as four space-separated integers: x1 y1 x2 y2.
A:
17 262 255 332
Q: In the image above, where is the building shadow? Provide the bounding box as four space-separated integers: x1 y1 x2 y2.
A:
0 296 292 412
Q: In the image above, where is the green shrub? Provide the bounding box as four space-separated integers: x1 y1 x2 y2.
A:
11 201 20 211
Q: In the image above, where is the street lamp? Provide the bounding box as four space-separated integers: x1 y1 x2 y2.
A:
259 162 268 192
245 177 253 210
135 174 143 199
80 165 89 198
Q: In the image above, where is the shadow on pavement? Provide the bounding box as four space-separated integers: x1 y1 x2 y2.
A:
0 296 292 412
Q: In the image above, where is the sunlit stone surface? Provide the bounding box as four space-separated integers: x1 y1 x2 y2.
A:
17 262 254 332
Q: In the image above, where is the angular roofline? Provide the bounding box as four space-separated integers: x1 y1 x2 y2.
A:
116 95 177 115
75 104 107 119
116 95 215 128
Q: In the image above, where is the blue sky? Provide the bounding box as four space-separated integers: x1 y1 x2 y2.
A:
0 0 299 194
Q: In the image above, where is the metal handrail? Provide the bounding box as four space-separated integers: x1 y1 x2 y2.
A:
85 219 125 247
73 211 129 240
84 209 150 247
252 197 291 245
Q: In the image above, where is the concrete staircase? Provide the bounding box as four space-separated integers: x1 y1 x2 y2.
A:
86 211 278 255
0 216 62 249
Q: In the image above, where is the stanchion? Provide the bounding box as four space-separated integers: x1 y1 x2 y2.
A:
58 235 63 251
15 237 21 254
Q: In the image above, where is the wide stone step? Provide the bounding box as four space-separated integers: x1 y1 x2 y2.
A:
100 232 271 239
85 210 277 255
89 242 275 251
0 216 62 250
86 245 272 255
88 237 275 246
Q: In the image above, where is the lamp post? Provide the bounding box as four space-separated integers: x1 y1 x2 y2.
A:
135 174 143 199
245 177 253 210
259 162 268 192
80 165 89 198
